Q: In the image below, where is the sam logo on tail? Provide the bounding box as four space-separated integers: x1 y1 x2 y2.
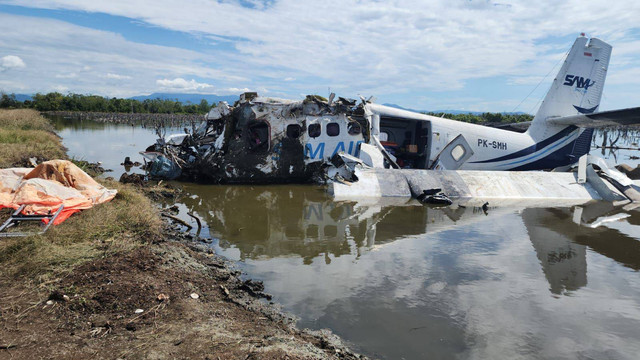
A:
563 74 595 90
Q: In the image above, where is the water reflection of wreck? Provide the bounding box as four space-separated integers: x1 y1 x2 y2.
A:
523 205 640 295
175 185 484 263
175 185 640 296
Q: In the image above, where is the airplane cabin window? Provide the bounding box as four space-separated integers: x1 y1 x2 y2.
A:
327 122 340 137
348 122 361 135
379 132 389 142
308 123 321 138
286 124 302 138
248 122 270 152
451 144 465 161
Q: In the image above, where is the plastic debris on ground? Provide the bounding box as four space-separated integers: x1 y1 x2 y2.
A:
0 159 117 225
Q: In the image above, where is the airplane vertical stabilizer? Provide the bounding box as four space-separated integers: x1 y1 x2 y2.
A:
527 35 612 140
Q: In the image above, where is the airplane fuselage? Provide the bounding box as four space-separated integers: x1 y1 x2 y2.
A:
303 103 590 171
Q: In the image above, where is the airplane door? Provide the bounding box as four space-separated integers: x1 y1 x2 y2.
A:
415 122 431 169
430 134 474 170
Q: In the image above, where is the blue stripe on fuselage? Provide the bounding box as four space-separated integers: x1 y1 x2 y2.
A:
469 126 578 164
511 133 588 170
497 132 579 168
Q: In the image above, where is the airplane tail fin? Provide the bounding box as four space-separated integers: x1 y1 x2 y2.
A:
527 35 612 139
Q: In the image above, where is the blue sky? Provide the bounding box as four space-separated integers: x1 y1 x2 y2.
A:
1 0 640 112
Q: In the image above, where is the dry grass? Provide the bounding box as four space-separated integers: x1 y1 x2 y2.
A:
0 181 163 283
0 109 55 130
0 110 164 284
0 109 66 167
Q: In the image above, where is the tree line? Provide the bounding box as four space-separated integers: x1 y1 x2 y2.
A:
0 92 534 123
0 92 212 114
425 112 533 124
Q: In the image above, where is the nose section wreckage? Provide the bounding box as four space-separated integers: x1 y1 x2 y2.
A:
141 92 367 184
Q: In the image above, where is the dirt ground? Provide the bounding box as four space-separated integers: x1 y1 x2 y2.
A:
0 234 365 359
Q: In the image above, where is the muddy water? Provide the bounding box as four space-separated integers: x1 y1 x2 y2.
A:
51 116 640 360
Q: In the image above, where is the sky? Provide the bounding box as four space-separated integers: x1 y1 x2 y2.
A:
0 0 640 112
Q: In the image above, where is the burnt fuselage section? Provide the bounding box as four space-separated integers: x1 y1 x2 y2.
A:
145 94 368 183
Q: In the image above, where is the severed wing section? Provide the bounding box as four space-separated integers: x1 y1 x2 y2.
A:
546 107 640 127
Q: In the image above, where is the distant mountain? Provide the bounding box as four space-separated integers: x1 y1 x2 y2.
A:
129 93 238 104
382 103 527 115
3 93 33 101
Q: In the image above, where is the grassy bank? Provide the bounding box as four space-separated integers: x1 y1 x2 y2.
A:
0 109 162 284
0 109 363 359
0 109 66 167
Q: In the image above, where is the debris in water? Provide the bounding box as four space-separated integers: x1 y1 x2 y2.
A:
616 163 640 180
417 189 453 206
482 202 489 214
161 212 192 230
190 293 200 299
119 172 147 185
122 156 134 167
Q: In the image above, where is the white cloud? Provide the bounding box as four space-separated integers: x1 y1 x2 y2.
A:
1 1 640 109
104 73 132 80
606 67 640 85
55 72 77 79
52 85 68 92
0 13 245 97
0 55 26 71
156 77 213 91
507 76 546 86
222 87 252 94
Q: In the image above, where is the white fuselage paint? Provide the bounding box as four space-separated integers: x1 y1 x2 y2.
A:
362 104 582 171
299 104 582 171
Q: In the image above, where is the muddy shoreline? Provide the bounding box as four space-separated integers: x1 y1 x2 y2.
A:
0 213 367 359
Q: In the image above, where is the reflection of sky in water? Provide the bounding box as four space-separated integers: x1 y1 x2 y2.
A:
593 129 640 168
50 116 173 178
55 119 640 360
237 208 640 359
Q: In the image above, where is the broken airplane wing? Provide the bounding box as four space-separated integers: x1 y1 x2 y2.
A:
547 106 640 127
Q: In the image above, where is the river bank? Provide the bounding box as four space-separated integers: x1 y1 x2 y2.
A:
0 109 364 359
44 110 202 127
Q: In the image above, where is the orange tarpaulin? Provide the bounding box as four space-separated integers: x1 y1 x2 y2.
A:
0 160 117 225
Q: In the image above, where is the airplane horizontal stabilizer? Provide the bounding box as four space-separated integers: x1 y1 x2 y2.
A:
546 107 640 127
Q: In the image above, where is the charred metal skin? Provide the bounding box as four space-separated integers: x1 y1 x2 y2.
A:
143 93 368 184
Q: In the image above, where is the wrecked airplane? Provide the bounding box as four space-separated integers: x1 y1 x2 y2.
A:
142 92 368 183
142 34 640 205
